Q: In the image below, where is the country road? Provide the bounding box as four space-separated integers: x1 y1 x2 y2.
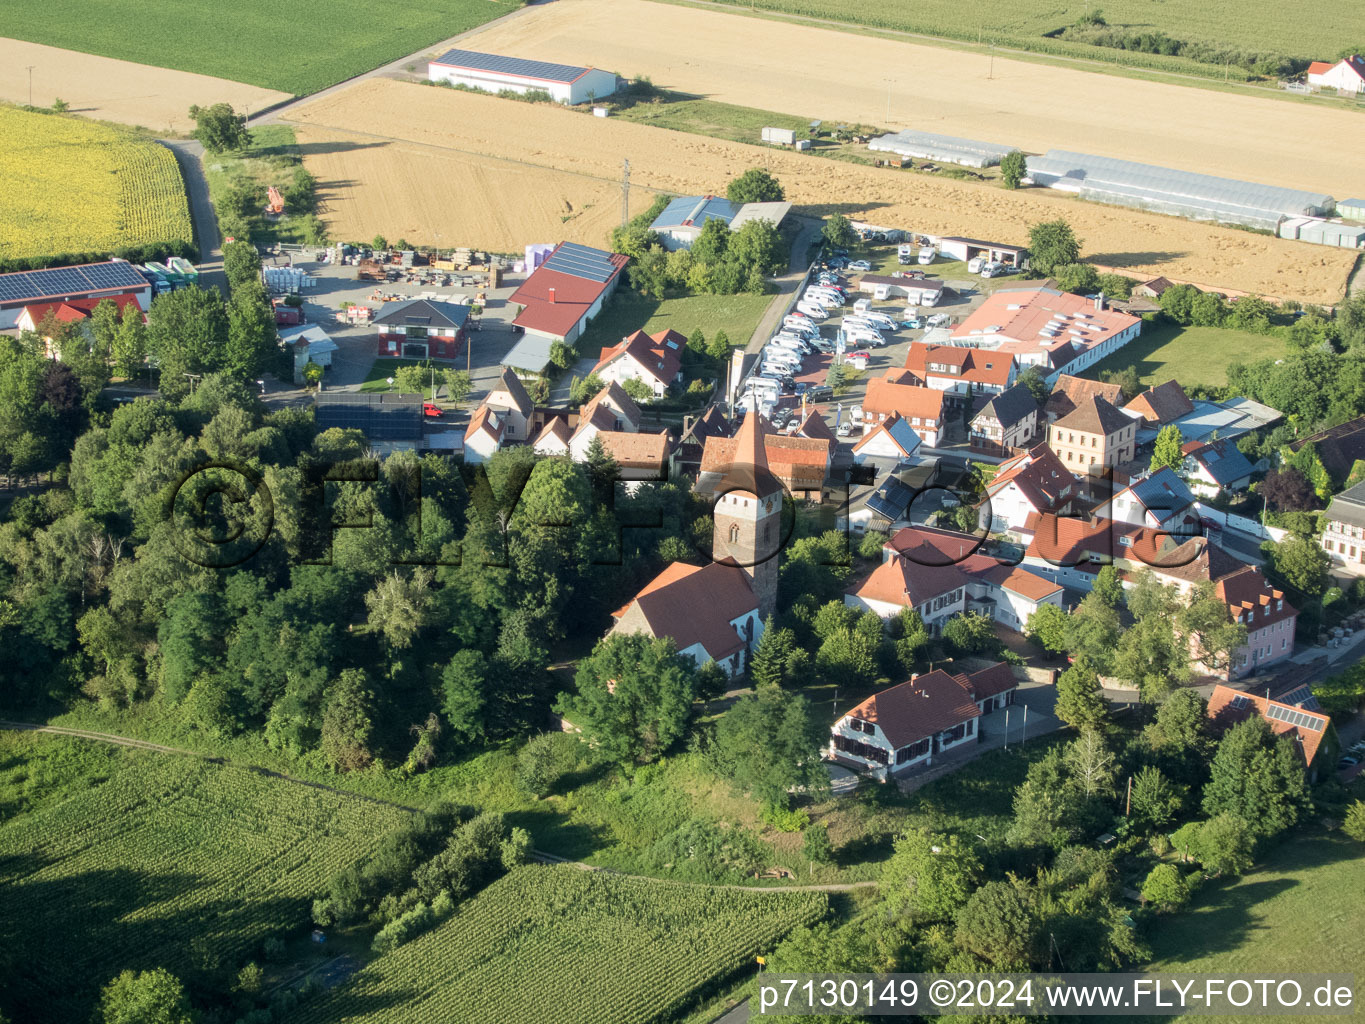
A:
1 720 880 894
159 137 226 294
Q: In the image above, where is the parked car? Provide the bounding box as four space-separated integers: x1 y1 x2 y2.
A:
850 404 863 420
847 259 872 272
837 420 853 437
845 350 872 361
805 385 833 401
422 403 444 418
809 338 834 353
967 256 987 274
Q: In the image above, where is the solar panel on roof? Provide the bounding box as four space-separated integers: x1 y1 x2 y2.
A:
542 242 618 283
1266 702 1324 731
0 261 147 304
431 48 587 83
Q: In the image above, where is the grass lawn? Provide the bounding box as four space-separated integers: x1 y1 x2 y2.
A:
359 357 438 397
576 289 773 358
4 0 509 96
201 125 320 246
1145 829 1365 1022
1083 322 1286 389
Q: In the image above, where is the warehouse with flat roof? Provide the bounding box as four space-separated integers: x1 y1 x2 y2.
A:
427 49 618 105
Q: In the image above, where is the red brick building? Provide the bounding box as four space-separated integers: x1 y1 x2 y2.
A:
373 298 471 360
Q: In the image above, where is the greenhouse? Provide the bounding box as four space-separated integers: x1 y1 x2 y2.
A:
1025 149 1334 231
867 130 1016 168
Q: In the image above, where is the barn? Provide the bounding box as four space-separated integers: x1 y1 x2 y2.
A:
427 49 618 105
0 261 152 330
507 241 629 366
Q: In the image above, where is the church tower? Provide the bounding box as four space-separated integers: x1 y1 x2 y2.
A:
713 411 781 621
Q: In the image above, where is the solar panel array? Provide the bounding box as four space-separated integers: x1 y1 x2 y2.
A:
315 394 423 442
542 242 619 284
1274 684 1322 712
867 480 913 522
0 261 149 304
1266 702 1325 732
431 48 586 83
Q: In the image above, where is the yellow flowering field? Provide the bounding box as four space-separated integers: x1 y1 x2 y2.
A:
0 105 193 268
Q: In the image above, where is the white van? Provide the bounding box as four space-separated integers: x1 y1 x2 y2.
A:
763 348 801 368
863 313 898 331
805 287 844 306
917 248 936 265
797 302 829 319
967 256 987 274
770 338 808 357
783 317 819 336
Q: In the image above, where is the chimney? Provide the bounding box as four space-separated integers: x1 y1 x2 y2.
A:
548 287 556 303
1093 292 1105 312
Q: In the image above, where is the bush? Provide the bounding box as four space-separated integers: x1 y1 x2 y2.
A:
761 805 811 833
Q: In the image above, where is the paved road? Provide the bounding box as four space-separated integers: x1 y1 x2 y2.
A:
159 138 226 294
745 218 823 355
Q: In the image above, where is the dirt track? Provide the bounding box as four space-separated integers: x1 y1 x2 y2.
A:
0 39 289 132
286 79 1357 304
458 0 1365 200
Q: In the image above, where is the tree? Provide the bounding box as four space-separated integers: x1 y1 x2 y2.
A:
942 611 995 655
1065 728 1116 798
441 649 490 744
882 829 982 921
97 968 194 1024
1140 863 1189 912
1054 262 1100 295
320 669 376 772
1158 283 1200 325
727 219 786 283
1008 748 1084 850
1092 565 1124 608
1178 581 1247 676
1263 535 1331 599
690 218 731 267
822 213 858 249
555 634 697 765
1064 592 1120 671
1024 602 1069 653
222 240 263 290
441 369 473 405
548 339 575 371
707 687 828 807
1259 467 1318 512
393 364 426 395
620 377 653 402
1099 364 1142 401
570 372 605 404
803 822 834 866
726 167 785 203
112 302 148 379
1150 424 1185 473
815 626 877 684
706 329 731 362
88 298 123 361
1027 219 1081 276
1000 149 1027 189
225 280 277 379
1342 800 1365 842
1129 765 1184 834
1054 657 1108 730
188 102 252 153
145 286 230 400
1113 614 1187 702
750 618 802 688
954 878 1038 968
364 568 434 648
1152 688 1210 750
1015 364 1050 404
1173 813 1254 876
1338 291 1365 350
1202 717 1308 838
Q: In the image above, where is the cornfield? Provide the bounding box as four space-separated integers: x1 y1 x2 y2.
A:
0 747 409 1022
0 105 194 268
296 864 829 1024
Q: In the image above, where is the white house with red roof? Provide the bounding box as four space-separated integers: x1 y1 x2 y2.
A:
463 368 534 464
463 405 505 465
851 413 923 463
534 382 671 482
15 293 145 359
981 444 1080 534
1307 55 1365 93
903 342 1016 402
593 328 685 397
508 242 628 354
829 662 1020 778
0 261 151 330
860 372 947 447
427 49 618 104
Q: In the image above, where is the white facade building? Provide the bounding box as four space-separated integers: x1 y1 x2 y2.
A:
428 49 617 105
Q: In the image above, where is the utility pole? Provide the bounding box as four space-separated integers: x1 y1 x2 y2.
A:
620 158 631 228
26 66 35 107
1021 704 1029 743
1003 708 1010 751
1125 774 1133 816
183 372 201 395
988 45 995 81
884 78 893 125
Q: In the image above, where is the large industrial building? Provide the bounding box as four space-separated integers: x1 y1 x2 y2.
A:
0 260 152 330
505 242 629 372
427 49 618 105
1025 150 1334 231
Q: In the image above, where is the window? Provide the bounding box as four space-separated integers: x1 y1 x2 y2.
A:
728 523 740 543
832 733 888 765
896 738 930 763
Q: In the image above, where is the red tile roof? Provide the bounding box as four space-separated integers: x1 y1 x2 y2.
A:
615 561 757 662
958 662 1019 700
464 404 503 443
1052 394 1132 436
579 380 642 432
1206 684 1328 767
862 376 946 424
904 342 1015 388
1124 379 1194 426
986 443 1078 513
1045 375 1125 422
1308 61 1334 75
20 293 143 327
594 328 684 386
843 670 981 749
1024 513 1138 571
510 242 628 337
594 429 672 470
952 287 1140 367
1216 566 1296 630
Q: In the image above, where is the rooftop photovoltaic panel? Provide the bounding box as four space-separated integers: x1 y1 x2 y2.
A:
1274 684 1322 711
0 261 150 304
315 394 423 442
431 48 587 83
542 242 619 283
1266 703 1324 731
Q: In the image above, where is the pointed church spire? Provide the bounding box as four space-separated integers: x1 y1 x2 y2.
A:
727 410 778 500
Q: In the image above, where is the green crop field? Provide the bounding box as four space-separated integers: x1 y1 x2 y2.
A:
0 739 409 1023
690 0 1347 80
297 864 828 1024
0 105 193 271
1145 831 1365 1023
3 0 515 97
1082 322 1286 388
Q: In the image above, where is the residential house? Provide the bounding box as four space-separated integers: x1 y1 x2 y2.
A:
1044 374 1124 424
1319 479 1365 576
1181 438 1254 498
593 328 685 398
373 298 471 360
1048 394 1137 472
0 261 151 330
648 195 790 250
1131 277 1174 300
1094 467 1199 534
1206 685 1332 778
1289 416 1365 485
15 293 145 359
1123 379 1194 429
828 662 1019 779
969 383 1039 456
533 382 668 480
1307 55 1365 92
281 324 339 384
981 444 1079 534
507 241 629 360
851 413 923 463
861 372 947 447
670 406 730 478
904 342 1016 406
698 427 831 500
464 405 506 465
484 368 535 443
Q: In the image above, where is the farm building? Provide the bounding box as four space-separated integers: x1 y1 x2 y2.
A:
867 130 1015 168
1278 218 1365 248
507 242 629 367
935 237 1029 269
281 324 339 384
373 298 471 360
14 293 144 359
1025 149 1334 231
1338 199 1365 222
314 393 424 455
427 49 617 105
1306 55 1365 93
648 196 791 250
0 261 151 330
951 286 1141 382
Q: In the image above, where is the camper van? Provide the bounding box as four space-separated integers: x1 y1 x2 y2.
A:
917 247 937 266
897 243 916 264
967 256 987 274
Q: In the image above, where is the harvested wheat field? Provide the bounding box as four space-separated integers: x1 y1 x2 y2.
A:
287 80 1355 304
0 40 289 133
459 0 1365 200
